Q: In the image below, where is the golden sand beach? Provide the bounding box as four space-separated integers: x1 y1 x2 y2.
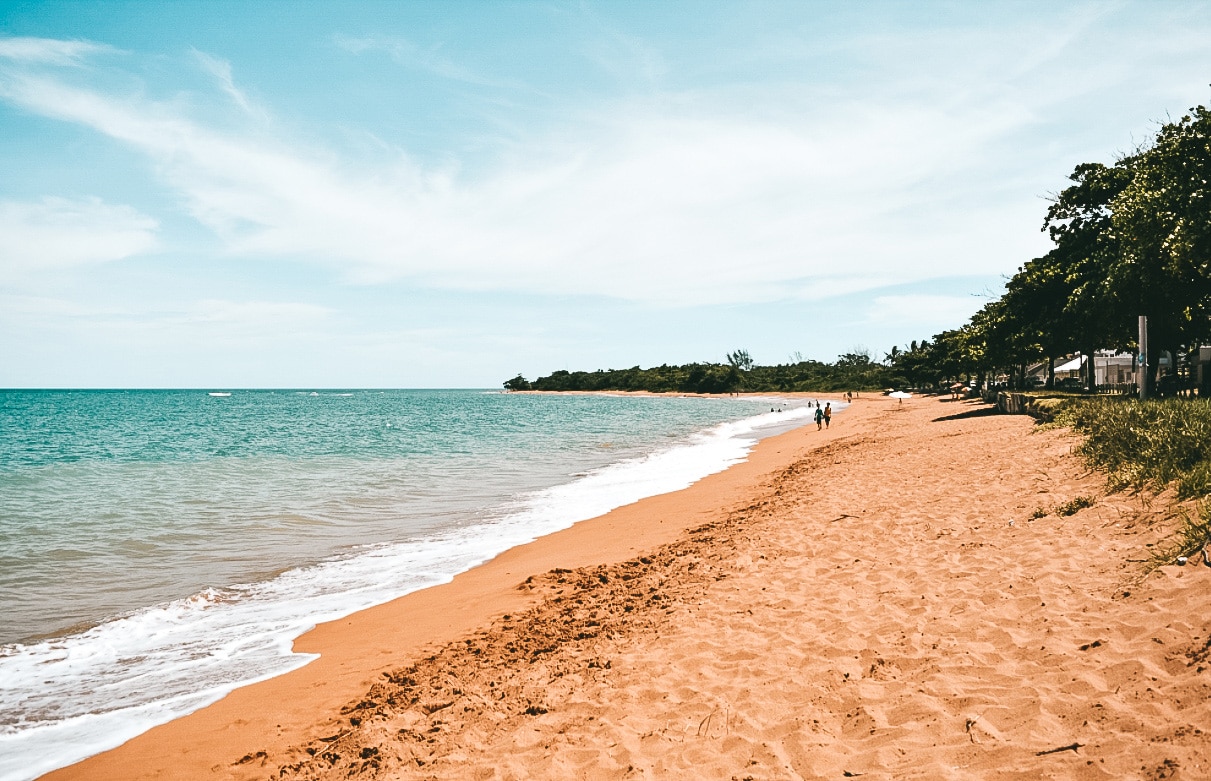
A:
46 394 1211 780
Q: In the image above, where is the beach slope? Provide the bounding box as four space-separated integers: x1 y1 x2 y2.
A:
47 396 1210 780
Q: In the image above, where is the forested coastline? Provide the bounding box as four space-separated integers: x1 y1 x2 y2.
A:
506 106 1211 396
503 351 891 394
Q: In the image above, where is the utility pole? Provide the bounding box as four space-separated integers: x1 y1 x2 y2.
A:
1139 315 1148 400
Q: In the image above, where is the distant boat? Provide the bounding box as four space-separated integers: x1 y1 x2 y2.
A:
207 392 232 397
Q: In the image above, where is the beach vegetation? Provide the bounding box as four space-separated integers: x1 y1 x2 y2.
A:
503 374 532 391
1054 495 1095 516
1053 397 1211 500
1162 502 1211 563
726 349 754 372
882 105 1211 397
508 352 894 394
1028 494 1095 519
1052 396 1211 566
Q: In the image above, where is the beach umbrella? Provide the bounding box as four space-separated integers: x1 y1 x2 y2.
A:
889 391 912 399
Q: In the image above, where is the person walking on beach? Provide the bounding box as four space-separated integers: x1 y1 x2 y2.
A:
823 402 831 429
814 405 824 430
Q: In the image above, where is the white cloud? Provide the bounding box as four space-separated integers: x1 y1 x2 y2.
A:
9 13 1203 307
0 64 1052 305
191 49 265 120
334 34 529 90
0 36 116 65
867 294 988 330
0 197 158 278
183 299 332 328
0 294 333 357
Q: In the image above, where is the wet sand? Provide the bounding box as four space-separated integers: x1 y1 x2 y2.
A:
46 394 1211 780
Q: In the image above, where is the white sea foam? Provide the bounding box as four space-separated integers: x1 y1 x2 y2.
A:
0 405 817 781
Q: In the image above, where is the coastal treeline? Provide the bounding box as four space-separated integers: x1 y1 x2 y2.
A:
503 350 891 394
884 105 1211 394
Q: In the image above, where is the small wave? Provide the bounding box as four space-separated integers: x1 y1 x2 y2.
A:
0 400 796 781
207 392 231 397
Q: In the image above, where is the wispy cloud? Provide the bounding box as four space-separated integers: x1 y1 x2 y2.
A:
0 294 333 350
0 36 117 65
183 299 331 328
867 294 987 330
12 14 1200 307
334 33 532 92
0 59 1051 305
191 49 266 120
0 197 158 279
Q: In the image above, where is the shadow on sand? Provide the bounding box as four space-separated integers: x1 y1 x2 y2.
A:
932 405 1001 423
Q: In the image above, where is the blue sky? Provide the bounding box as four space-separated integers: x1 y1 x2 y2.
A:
2 1 1210 388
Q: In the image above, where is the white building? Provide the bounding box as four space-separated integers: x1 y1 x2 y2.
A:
1093 352 1140 387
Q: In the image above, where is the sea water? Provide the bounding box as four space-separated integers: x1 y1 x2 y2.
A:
0 389 820 780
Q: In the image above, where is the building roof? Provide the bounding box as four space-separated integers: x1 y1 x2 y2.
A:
1054 355 1086 373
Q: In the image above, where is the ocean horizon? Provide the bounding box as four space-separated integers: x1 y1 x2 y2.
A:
0 389 824 781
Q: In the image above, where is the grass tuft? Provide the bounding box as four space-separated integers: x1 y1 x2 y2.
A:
1148 501 1211 568
1054 495 1095 516
1048 397 1211 568
1053 398 1211 500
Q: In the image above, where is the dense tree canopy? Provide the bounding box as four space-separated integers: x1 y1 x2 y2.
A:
883 105 1211 396
506 351 895 394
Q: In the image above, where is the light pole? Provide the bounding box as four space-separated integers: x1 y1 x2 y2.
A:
1138 315 1148 400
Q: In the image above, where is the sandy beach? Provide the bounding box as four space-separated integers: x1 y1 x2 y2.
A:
45 394 1210 781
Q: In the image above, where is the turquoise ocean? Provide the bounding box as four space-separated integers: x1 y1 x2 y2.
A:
0 389 822 780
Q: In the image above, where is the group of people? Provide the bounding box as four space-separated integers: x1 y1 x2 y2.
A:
777 396 844 431
814 401 831 430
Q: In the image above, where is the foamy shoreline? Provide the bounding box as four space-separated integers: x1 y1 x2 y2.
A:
50 392 1208 780
15 393 838 781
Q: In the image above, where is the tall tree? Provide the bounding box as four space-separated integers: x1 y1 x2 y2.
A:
1043 158 1138 387
1109 106 1211 389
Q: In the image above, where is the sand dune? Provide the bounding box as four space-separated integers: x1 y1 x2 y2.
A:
49 395 1211 780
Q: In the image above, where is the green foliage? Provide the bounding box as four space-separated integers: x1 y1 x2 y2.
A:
726 349 754 372
1028 494 1095 519
509 353 894 394
1053 398 1211 499
1168 503 1211 561
1144 501 1211 569
1054 495 1095 516
503 374 531 391
885 105 1211 391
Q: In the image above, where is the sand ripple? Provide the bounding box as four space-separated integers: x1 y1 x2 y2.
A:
126 398 1211 780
